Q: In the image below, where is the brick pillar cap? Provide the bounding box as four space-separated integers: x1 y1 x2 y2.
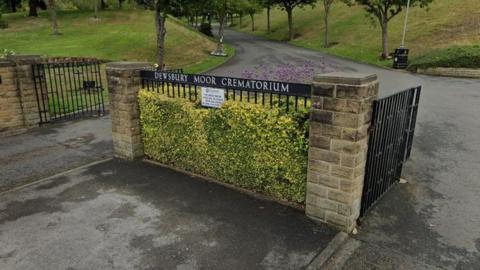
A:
106 61 151 71
6 55 42 64
314 72 377 85
0 60 15 67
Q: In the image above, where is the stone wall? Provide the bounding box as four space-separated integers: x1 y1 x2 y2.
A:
0 60 25 136
417 67 480 79
0 55 43 137
305 72 379 233
106 62 150 160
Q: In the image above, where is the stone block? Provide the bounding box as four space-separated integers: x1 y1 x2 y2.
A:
309 148 340 164
312 83 335 97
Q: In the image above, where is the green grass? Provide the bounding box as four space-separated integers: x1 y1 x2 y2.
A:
234 0 480 68
408 45 480 71
0 10 233 72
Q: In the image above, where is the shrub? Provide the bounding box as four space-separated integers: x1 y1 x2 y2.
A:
139 90 310 203
199 23 213 37
0 14 7 29
408 46 480 71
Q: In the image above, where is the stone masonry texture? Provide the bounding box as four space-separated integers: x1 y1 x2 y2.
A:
306 72 379 233
0 55 42 137
106 62 150 160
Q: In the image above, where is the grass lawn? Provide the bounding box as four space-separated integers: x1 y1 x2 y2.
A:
234 0 480 68
0 10 234 73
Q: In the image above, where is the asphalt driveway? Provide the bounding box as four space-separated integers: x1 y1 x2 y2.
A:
0 116 112 192
0 159 337 270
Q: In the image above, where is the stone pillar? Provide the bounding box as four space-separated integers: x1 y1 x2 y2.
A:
306 72 379 233
0 60 26 136
8 55 43 128
106 62 150 160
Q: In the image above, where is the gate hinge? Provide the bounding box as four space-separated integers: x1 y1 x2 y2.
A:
368 125 376 133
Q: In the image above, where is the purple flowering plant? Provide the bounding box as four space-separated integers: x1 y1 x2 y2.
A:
239 61 333 83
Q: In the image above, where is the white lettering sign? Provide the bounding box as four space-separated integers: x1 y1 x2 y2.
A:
201 87 225 108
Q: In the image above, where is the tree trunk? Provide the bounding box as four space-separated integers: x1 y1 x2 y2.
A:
287 8 293 41
11 0 17 12
48 0 60 35
267 6 271 33
195 13 199 29
250 14 255 32
29 0 38 17
94 0 98 19
119 0 122 9
213 14 226 55
323 4 330 48
155 5 167 66
381 18 389 59
239 13 242 26
101 0 107 10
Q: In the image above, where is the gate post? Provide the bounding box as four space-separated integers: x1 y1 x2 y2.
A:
7 55 43 128
106 62 150 160
306 72 379 232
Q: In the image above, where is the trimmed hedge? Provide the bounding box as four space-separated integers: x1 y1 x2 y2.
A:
139 90 310 203
408 45 480 71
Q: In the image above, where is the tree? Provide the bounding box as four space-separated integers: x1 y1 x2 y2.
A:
263 0 275 33
28 0 47 17
47 0 60 35
245 0 262 32
152 0 182 66
93 0 99 19
274 0 316 41
4 0 22 13
211 0 231 56
322 0 334 48
346 0 433 59
0 11 6 29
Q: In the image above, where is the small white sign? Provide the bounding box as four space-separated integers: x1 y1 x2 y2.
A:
201 87 225 108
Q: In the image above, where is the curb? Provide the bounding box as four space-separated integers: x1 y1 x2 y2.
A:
142 159 305 211
0 158 113 196
306 232 349 269
416 67 480 79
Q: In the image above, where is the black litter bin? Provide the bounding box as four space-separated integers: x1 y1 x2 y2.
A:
393 48 409 69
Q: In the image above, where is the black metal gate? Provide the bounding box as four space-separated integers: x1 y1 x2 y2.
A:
360 86 421 216
32 61 106 124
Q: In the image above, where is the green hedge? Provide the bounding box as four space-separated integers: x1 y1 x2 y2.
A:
408 45 480 71
139 90 310 203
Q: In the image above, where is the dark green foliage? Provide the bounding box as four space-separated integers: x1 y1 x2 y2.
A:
139 90 310 203
199 22 213 36
0 13 7 29
408 45 480 71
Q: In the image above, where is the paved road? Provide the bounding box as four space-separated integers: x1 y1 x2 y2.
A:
0 159 336 270
209 29 480 269
0 116 112 192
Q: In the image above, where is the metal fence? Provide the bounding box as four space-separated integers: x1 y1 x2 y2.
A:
32 60 106 124
140 70 312 112
360 86 421 216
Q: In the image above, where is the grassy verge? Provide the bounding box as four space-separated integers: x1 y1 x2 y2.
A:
408 46 480 71
1 10 233 72
233 0 480 68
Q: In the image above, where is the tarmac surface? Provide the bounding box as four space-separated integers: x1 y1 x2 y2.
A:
0 159 337 270
0 116 112 192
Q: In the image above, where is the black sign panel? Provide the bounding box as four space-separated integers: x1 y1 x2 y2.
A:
140 70 311 97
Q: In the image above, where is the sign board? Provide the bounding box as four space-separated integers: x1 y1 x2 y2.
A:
140 70 311 98
201 87 225 108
